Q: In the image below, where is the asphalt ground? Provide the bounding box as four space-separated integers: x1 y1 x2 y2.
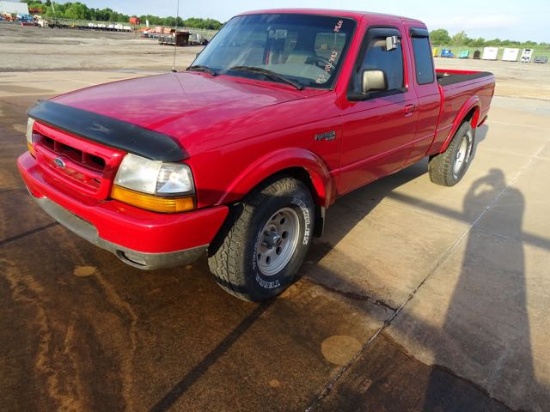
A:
1 23 550 411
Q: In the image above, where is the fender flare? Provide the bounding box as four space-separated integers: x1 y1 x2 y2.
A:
441 96 481 152
218 147 333 209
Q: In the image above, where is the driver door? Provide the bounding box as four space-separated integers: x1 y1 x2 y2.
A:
338 27 419 194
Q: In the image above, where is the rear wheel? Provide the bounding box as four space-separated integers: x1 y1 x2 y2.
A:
429 122 475 186
208 177 314 302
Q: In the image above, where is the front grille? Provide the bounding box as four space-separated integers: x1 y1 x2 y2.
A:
41 135 106 173
33 122 124 200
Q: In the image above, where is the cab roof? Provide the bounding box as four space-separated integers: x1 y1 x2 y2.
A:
237 8 425 27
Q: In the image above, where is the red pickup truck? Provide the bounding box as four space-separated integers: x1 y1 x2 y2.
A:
18 9 494 301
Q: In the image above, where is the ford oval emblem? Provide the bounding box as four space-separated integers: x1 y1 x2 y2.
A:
54 157 66 169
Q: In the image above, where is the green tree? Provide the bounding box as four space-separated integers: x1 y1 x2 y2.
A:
139 14 163 26
164 16 177 27
452 31 470 46
64 2 89 20
470 37 485 48
182 17 222 30
430 28 451 45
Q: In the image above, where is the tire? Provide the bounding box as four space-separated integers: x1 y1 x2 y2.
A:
429 122 475 186
208 177 314 302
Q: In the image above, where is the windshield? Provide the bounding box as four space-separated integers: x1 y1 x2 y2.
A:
191 13 356 89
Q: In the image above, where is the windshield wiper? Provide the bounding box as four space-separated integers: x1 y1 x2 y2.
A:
228 66 303 90
186 65 217 76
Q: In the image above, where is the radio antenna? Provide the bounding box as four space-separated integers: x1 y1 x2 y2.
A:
171 0 180 72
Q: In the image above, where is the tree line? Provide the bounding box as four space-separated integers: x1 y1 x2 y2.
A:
20 1 224 30
429 28 548 48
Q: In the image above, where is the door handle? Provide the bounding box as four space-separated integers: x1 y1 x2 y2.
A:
404 104 417 117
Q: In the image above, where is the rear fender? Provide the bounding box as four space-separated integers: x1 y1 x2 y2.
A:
218 148 333 209
441 96 480 152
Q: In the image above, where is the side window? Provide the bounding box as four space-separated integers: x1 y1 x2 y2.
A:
351 28 404 95
411 34 435 85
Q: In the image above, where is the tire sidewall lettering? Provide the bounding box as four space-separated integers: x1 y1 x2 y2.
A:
255 274 281 289
292 196 312 246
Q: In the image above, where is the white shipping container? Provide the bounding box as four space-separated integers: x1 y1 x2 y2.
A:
502 48 519 62
482 47 499 60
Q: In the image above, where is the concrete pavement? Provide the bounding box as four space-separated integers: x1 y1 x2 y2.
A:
311 95 550 411
1 69 549 411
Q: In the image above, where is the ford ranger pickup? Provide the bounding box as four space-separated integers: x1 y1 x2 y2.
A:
18 9 495 301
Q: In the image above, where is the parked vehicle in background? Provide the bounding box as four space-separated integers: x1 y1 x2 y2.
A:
533 56 548 64
18 9 495 301
17 13 34 25
440 48 454 58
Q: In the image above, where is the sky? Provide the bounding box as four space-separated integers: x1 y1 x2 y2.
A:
55 0 549 43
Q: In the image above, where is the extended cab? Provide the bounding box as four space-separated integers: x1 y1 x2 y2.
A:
18 9 495 301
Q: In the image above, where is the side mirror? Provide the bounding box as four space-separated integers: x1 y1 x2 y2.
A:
362 69 388 94
386 36 400 51
348 69 388 101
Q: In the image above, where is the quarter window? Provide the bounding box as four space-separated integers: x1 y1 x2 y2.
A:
411 36 435 85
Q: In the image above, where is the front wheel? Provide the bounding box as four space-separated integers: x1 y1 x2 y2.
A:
208 177 314 302
429 122 475 186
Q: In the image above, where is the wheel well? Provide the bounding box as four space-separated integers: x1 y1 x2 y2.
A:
464 106 480 128
210 167 326 257
439 107 479 154
249 167 326 238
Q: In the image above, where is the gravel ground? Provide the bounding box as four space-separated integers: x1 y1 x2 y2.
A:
1 22 549 99
0 23 200 72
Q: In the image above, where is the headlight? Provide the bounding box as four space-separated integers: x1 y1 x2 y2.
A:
156 163 194 195
112 153 195 213
26 117 36 156
114 153 194 196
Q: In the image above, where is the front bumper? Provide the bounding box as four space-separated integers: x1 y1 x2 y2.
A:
18 152 229 270
33 195 207 269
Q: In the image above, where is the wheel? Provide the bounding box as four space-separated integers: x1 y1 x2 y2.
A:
429 122 475 186
208 177 314 302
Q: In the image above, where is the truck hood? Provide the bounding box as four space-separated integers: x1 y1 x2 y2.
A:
52 72 323 153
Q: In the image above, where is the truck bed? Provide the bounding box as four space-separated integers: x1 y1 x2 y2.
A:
436 69 493 87
427 68 495 156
